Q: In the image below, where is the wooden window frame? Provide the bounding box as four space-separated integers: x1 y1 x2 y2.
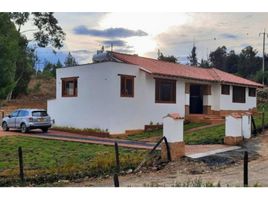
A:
248 87 256 97
232 86 246 103
155 78 176 104
61 77 78 97
120 75 135 98
221 84 230 95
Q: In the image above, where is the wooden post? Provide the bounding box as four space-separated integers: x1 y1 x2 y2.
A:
113 174 119 187
244 151 248 187
114 142 120 187
1 111 4 119
18 147 25 184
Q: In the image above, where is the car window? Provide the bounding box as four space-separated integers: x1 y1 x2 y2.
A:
32 111 48 117
18 110 28 117
11 110 19 118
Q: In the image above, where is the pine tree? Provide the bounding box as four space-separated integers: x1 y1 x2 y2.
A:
64 52 78 67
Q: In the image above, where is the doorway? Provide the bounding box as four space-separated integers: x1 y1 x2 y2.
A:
190 84 203 114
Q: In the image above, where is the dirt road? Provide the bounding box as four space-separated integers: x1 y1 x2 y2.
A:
57 131 268 187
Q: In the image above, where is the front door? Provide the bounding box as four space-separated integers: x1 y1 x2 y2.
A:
190 85 203 114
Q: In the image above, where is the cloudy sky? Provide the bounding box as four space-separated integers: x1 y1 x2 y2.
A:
21 12 268 68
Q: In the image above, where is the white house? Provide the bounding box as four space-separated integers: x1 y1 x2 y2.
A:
47 51 262 134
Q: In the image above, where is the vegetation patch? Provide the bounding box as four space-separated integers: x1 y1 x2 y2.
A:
0 136 145 186
51 126 110 137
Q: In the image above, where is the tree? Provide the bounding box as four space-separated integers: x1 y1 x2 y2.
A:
1 12 66 100
157 50 177 63
188 46 198 66
209 46 227 70
0 13 20 99
43 59 62 78
10 12 65 49
225 50 239 74
64 52 78 67
237 46 261 78
199 59 210 68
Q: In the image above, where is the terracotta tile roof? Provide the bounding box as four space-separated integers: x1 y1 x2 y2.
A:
111 52 263 87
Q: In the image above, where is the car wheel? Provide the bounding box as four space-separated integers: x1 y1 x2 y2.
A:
21 123 28 133
2 122 9 131
42 128 48 133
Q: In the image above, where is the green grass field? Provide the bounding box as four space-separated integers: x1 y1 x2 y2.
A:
0 136 145 186
125 122 208 141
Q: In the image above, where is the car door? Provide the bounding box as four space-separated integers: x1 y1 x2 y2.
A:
16 110 26 128
8 110 20 128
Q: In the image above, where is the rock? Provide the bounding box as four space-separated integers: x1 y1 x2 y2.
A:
126 169 133 174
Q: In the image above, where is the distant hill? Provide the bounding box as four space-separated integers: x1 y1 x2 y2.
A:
0 76 56 115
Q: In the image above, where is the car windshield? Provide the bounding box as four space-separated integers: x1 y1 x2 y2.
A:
32 111 48 117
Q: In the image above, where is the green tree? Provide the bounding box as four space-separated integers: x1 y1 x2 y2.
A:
199 59 210 68
237 46 261 78
157 50 177 63
1 12 66 100
225 50 239 73
43 59 62 78
188 46 198 66
209 46 227 70
0 13 20 99
64 52 78 67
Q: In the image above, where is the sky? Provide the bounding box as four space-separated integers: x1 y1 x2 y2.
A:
21 12 268 69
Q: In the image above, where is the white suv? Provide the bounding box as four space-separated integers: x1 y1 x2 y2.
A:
2 109 52 133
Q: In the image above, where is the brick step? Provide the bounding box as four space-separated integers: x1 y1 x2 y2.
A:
186 114 225 124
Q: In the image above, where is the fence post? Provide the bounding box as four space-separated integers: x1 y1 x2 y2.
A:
18 147 25 184
114 142 120 187
244 151 248 187
163 137 171 162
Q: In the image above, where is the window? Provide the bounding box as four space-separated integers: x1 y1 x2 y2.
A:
10 110 19 118
62 77 78 97
249 88 256 97
155 78 176 103
233 86 246 103
120 75 134 97
221 84 230 95
18 110 29 117
32 111 48 117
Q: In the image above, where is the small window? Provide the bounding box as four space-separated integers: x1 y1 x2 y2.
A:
249 88 256 97
62 77 78 97
155 78 176 103
221 84 230 95
233 86 246 103
120 75 134 97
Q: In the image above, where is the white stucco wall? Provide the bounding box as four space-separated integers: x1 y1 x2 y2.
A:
163 117 184 143
242 115 251 139
48 62 186 134
219 86 256 111
225 116 242 137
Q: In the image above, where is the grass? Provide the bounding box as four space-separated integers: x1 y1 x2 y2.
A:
254 103 268 128
0 136 145 186
123 122 208 141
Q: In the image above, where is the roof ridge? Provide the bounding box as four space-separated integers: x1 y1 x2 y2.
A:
111 51 211 70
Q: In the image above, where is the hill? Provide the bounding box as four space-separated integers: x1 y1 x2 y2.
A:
0 76 56 115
